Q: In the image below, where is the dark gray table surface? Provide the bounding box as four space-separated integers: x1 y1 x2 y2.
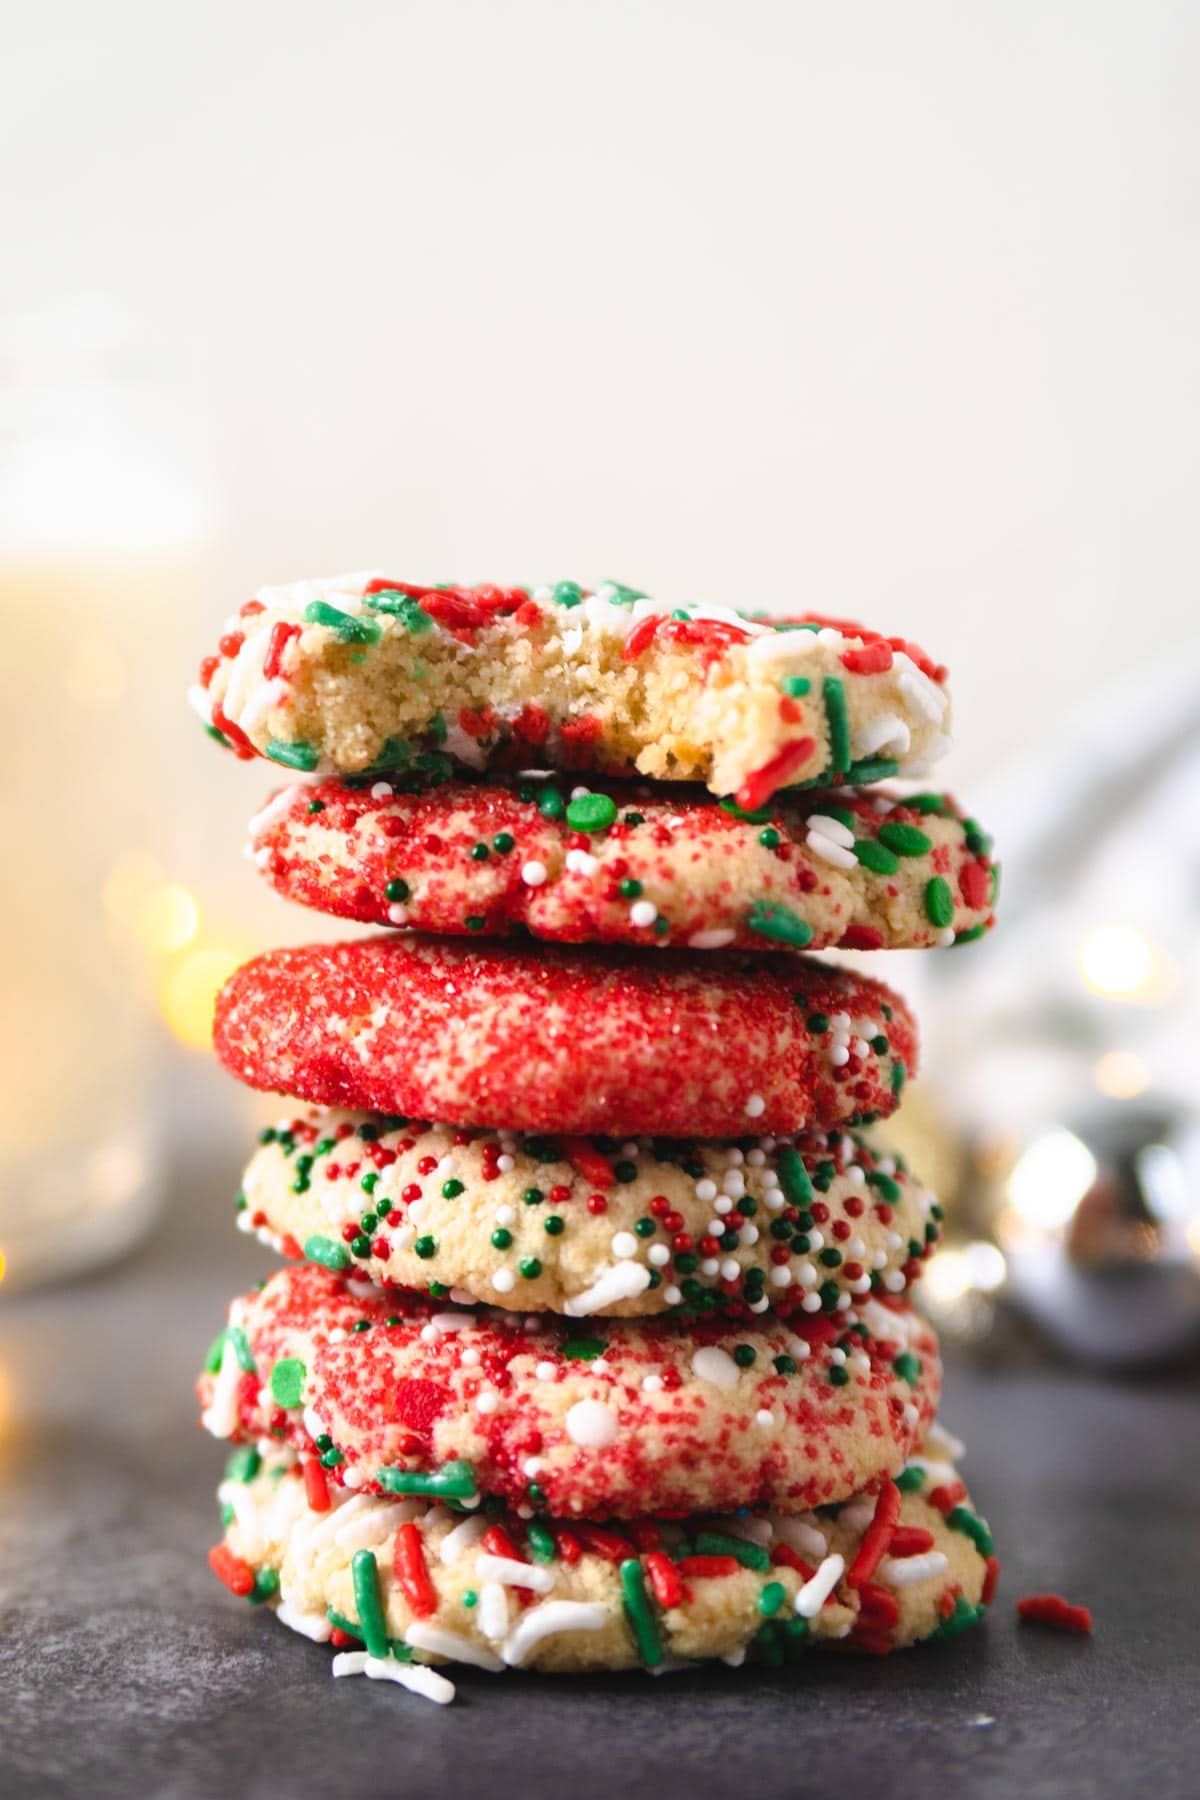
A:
3 1091 1199 1800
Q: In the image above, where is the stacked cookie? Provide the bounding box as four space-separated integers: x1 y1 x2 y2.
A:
196 574 999 1702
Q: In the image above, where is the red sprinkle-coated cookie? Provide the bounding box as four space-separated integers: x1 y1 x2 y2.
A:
247 775 996 953
213 935 918 1136
199 1263 941 1519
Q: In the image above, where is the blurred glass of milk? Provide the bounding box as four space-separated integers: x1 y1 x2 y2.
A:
0 298 211 1289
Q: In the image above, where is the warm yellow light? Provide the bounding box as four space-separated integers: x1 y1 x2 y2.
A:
923 1241 1007 1308
1093 1049 1150 1100
1078 925 1153 997
1007 1128 1097 1230
135 883 201 955
103 850 164 925
0 1247 6 1286
161 947 241 1050
62 635 125 705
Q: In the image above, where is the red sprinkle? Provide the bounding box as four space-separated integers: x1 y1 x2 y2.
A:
927 1481 968 1515
982 1555 1001 1607
1017 1593 1093 1634
574 1523 630 1564
886 1525 935 1557
564 1139 616 1189
678 1555 740 1579
263 620 301 681
302 1456 331 1514
621 614 665 662
847 1479 901 1589
735 739 816 812
643 1551 685 1609
393 1520 438 1617
840 641 894 676
208 1544 255 1597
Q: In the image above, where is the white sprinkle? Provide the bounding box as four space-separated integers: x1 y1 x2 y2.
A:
439 1512 489 1564
492 1269 516 1294
663 1286 683 1305
501 1600 609 1667
564 1399 620 1448
629 900 658 928
331 1652 456 1705
806 814 855 848
926 1423 967 1462
494 1205 516 1227
642 1374 663 1392
769 1266 793 1288
535 1360 558 1381
610 1232 639 1260
745 1093 765 1118
755 1410 775 1428
694 1178 718 1203
565 849 599 876
647 1244 671 1267
477 1581 510 1643
475 1553 556 1594
878 1550 950 1587
794 1553 845 1617
690 1346 741 1391
370 781 394 799
387 903 409 925
853 713 910 759
806 830 858 871
521 860 548 887
429 1311 470 1336
771 1514 827 1561
404 1623 504 1671
476 1391 498 1415
563 1261 651 1316
720 1258 741 1282
201 1337 244 1439
895 658 948 722
689 928 736 949
276 1601 333 1642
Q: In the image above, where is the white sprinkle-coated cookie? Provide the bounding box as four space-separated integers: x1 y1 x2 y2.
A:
238 1107 941 1317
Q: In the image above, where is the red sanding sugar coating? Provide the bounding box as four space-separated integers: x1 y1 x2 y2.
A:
213 935 918 1136
200 1264 941 1520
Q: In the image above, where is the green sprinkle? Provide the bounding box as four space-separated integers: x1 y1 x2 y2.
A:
947 1505 994 1557
719 796 771 825
781 675 811 698
414 1234 438 1259
842 756 901 784
270 1358 306 1409
249 1567 280 1605
777 1146 813 1208
634 1216 655 1238
819 1247 843 1268
224 1326 256 1373
464 914 486 932
379 1459 479 1501
351 1549 390 1660
932 1593 986 1639
544 1215 565 1236
306 799 325 814
461 1589 478 1608
527 1521 557 1565
892 1352 922 1387
360 1171 379 1195
491 1228 513 1250
326 1607 362 1642
925 876 954 928
562 1337 606 1360
266 738 320 771
599 581 648 606
470 842 490 861
963 817 993 856
821 676 851 774
908 792 947 815
361 590 434 633
828 1364 850 1386
492 832 515 854
619 877 643 899
896 1464 925 1493
853 838 900 876
890 1059 907 1095
441 1178 464 1198
772 1354 797 1375
758 827 781 849
304 1234 350 1272
566 792 618 833
758 1580 787 1617
878 821 932 857
552 580 584 608
746 900 815 948
733 1345 757 1368
695 1532 771 1572
614 1160 638 1183
953 924 987 946
867 1171 902 1203
619 1559 664 1668
806 1011 829 1034
537 785 566 820
523 1187 544 1206
225 1445 261 1483
302 599 382 645
384 877 410 903
518 1257 542 1279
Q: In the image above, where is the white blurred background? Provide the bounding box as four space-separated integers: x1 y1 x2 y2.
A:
2 0 1199 1296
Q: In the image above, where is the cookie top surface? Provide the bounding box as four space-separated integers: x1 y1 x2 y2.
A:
199 1263 940 1520
214 935 918 1137
213 1428 993 1681
192 572 952 804
240 1106 941 1318
248 774 996 953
